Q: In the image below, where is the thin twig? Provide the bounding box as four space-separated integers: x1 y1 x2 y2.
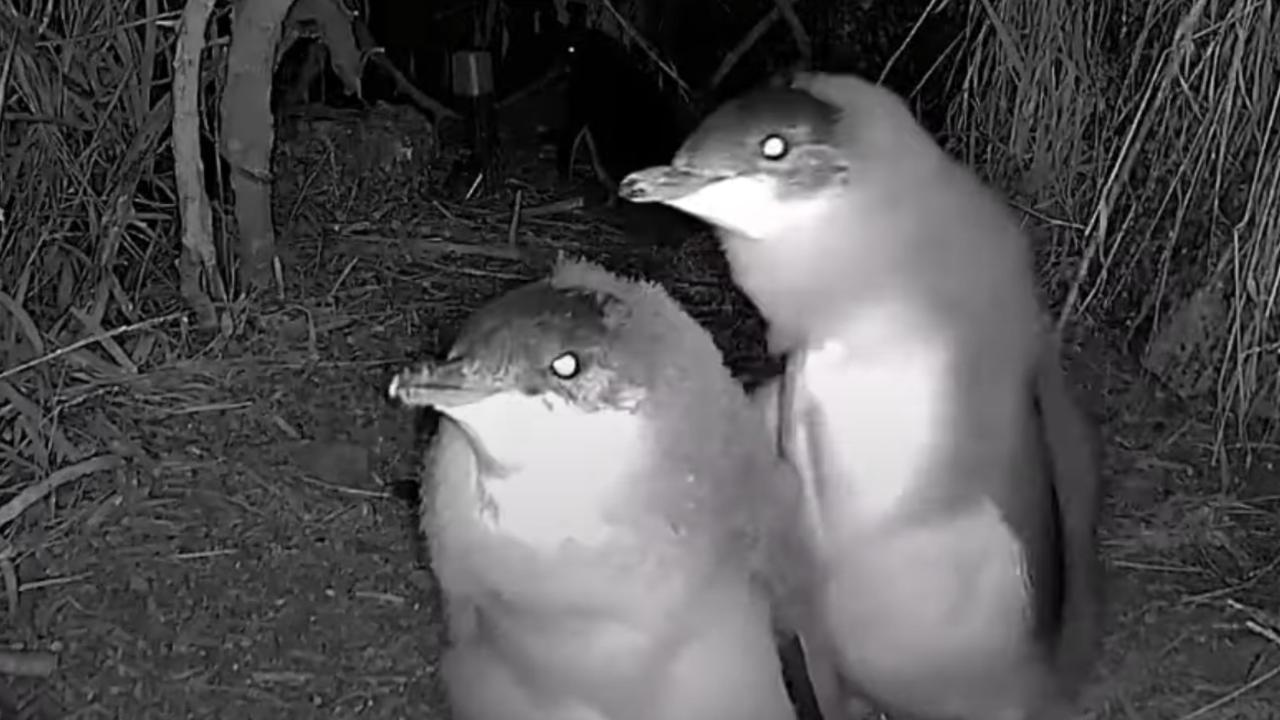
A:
508 189 523 245
710 6 782 91
771 0 811 67
0 313 183 382
343 234 526 261
599 0 693 102
363 49 460 121
1175 662 1280 720
0 455 124 529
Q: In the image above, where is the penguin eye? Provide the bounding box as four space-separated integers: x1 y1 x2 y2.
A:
549 351 581 380
760 134 789 160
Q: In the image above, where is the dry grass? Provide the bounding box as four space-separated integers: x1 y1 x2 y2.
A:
1 0 192 520
0 0 1279 717
951 0 1280 452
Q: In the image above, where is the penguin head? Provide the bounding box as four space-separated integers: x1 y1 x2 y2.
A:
390 271 650 483
389 258 752 521
619 82 846 241
619 73 947 351
618 72 930 243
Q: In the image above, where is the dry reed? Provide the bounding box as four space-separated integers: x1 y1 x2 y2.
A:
952 0 1280 456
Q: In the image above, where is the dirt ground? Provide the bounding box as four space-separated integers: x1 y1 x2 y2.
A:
3 98 1280 720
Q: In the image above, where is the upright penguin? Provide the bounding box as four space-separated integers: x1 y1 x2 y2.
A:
620 72 1104 720
388 258 807 720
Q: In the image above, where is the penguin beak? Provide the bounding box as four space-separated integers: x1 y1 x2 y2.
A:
623 164 795 240
619 164 729 204
387 358 502 410
390 358 535 477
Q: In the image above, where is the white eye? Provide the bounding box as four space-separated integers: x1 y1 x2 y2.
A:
760 134 788 160
549 352 580 379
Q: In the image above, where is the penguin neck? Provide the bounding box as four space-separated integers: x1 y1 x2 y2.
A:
447 399 664 556
723 160 1043 359
717 209 864 353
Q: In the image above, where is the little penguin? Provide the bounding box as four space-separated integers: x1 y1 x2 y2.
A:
619 72 1104 720
387 257 808 720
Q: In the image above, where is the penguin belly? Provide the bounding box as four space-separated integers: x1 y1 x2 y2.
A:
788 325 1067 720
444 639 607 720
441 567 797 720
817 504 1060 720
426 422 797 720
650 572 800 720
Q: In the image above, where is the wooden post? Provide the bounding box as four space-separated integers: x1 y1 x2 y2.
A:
451 49 500 196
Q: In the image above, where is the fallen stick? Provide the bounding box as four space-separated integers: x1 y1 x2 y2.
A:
0 650 57 678
521 197 585 217
344 234 527 260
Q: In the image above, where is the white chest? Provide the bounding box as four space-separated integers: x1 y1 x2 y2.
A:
788 310 956 533
435 392 651 554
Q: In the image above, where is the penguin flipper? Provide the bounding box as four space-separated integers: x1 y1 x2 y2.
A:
775 356 831 564
777 632 824 720
797 628 868 720
749 366 853 720
1034 338 1105 692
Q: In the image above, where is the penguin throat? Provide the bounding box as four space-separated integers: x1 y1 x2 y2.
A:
454 394 656 553
721 228 873 353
